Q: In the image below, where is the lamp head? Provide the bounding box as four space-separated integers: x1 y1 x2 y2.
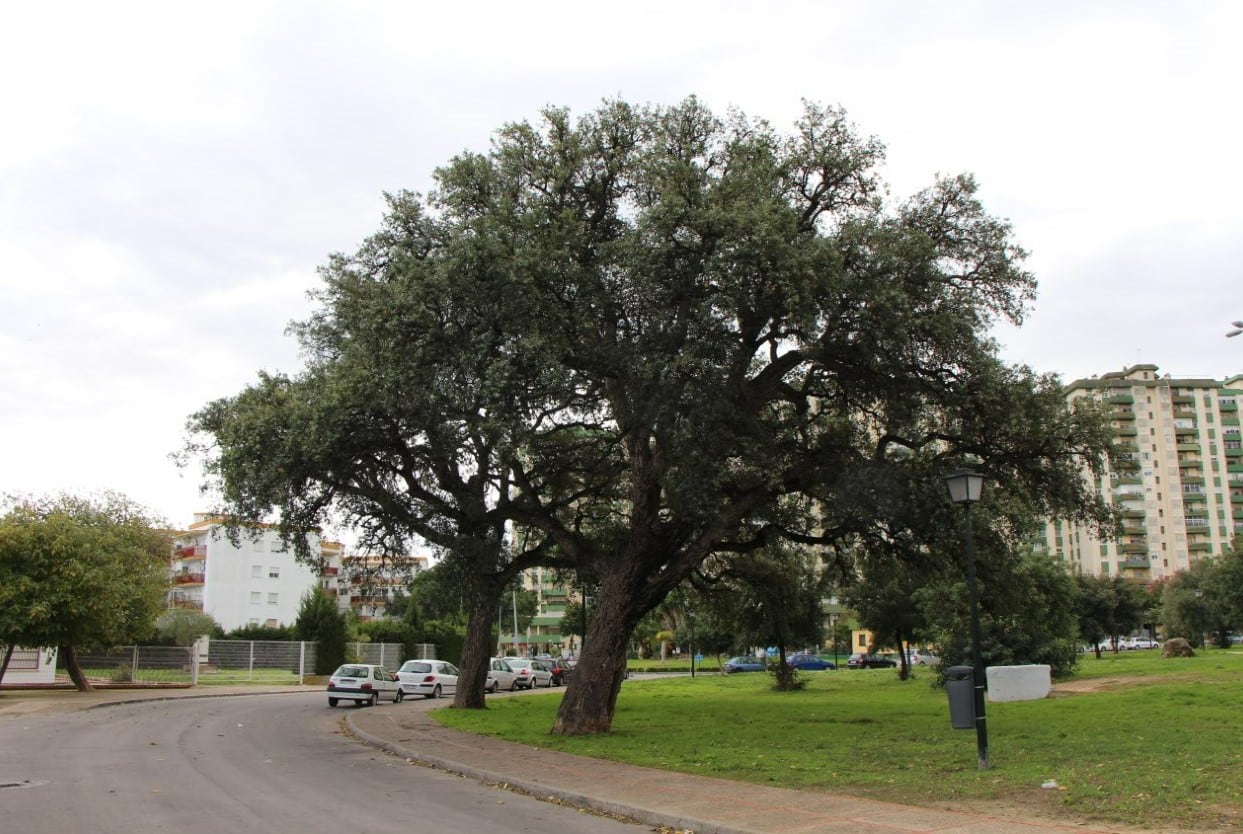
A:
945 469 985 505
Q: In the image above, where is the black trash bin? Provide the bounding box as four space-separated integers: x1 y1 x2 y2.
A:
946 665 975 730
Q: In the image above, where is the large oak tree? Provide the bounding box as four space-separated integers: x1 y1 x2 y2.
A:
186 98 1112 734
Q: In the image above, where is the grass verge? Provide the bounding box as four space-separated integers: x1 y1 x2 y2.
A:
435 648 1243 830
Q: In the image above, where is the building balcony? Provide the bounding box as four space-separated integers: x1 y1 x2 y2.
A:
1106 393 1135 405
171 571 205 585
1188 540 1213 552
1182 492 1207 503
1114 424 1138 436
1172 410 1196 420
1120 542 1148 554
1220 400 1239 412
1120 555 1150 569
169 597 203 610
321 566 339 576
173 544 206 559
1227 447 1243 458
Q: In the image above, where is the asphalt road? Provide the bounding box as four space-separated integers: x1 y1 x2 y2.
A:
0 691 650 834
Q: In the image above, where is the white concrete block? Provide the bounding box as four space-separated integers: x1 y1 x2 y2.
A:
986 664 1051 702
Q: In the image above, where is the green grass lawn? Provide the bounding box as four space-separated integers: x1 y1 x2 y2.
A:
434 648 1243 830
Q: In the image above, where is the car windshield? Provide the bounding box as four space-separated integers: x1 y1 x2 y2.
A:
335 665 370 678
400 661 431 673
508 659 531 668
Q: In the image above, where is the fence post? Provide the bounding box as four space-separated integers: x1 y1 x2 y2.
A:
299 641 306 685
248 641 255 681
131 646 139 683
191 645 199 686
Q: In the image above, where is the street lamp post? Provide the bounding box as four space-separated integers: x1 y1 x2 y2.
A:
830 612 839 669
945 468 989 771
688 608 696 678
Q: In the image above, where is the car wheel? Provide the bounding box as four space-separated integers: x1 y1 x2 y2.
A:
328 697 338 707
510 679 519 692
394 689 404 703
369 692 378 707
487 680 498 693
428 684 442 699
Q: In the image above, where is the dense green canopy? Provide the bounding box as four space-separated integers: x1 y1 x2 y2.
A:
0 493 171 689
186 98 1115 733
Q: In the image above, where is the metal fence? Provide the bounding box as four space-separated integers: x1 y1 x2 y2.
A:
201 639 313 684
73 646 195 685
61 640 425 687
200 640 413 684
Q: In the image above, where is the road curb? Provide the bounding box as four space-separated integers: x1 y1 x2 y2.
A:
344 712 756 834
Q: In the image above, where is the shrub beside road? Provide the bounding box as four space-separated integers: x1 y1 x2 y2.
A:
436 649 1243 830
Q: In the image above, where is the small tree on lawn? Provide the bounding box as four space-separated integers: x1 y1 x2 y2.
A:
295 585 348 674
0 492 171 690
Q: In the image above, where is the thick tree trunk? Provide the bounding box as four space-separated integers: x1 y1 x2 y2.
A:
0 643 14 685
453 602 497 709
60 645 94 691
551 573 641 735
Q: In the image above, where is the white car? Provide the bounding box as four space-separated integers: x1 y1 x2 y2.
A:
1123 637 1160 650
908 649 941 666
396 659 459 699
327 663 402 707
487 657 519 693
505 658 554 689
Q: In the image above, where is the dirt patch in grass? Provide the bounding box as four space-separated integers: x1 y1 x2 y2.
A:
1049 674 1183 696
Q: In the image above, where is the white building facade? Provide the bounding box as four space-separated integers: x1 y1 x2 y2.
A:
1042 365 1243 582
169 515 342 632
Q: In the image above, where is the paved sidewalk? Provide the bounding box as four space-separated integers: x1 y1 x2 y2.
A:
346 703 1134 834
1 686 1140 834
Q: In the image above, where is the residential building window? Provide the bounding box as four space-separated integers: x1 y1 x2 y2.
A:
251 565 263 579
265 619 278 628
249 618 260 626
268 566 280 579
268 593 279 605
250 592 261 604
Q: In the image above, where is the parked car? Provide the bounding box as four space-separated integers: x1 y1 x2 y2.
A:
395 659 459 699
327 663 402 707
907 649 941 666
546 658 569 685
1123 637 1160 650
486 657 519 693
506 658 554 688
787 653 835 670
846 652 898 669
723 656 766 673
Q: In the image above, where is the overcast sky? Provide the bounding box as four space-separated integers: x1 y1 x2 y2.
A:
2 1 1240 532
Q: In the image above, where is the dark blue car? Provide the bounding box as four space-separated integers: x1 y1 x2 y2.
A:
787 653 836 671
723 656 765 673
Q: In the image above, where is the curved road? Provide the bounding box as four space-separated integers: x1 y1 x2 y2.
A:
0 691 649 834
